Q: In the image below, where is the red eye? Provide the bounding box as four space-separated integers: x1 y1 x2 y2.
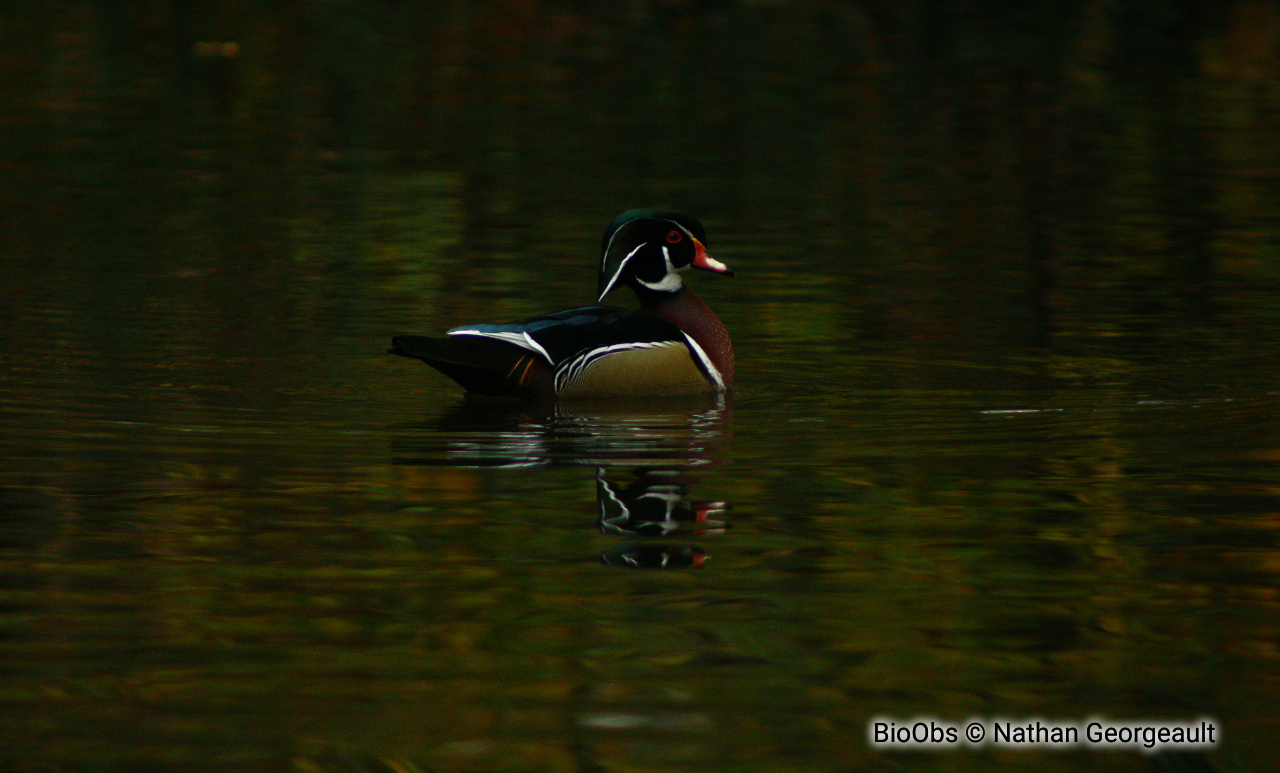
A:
666 230 683 244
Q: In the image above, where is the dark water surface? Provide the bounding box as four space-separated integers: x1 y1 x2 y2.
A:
4 2 1280 771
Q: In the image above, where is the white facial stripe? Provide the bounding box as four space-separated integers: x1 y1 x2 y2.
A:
602 220 635 265
682 332 725 391
599 242 645 300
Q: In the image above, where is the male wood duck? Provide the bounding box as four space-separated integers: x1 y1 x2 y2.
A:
389 209 734 399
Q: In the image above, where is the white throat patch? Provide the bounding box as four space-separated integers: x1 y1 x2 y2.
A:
634 245 684 293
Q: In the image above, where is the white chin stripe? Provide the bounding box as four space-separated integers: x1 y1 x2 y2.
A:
682 332 725 391
447 329 553 364
636 273 683 292
634 245 684 292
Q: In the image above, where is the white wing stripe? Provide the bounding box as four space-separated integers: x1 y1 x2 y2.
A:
447 329 554 364
554 340 678 393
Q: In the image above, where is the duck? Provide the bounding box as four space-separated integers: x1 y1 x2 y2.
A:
389 209 734 399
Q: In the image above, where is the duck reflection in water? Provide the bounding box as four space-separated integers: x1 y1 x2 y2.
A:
390 396 731 569
596 467 729 570
392 393 731 469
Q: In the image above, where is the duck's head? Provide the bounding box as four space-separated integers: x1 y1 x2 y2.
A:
597 209 733 302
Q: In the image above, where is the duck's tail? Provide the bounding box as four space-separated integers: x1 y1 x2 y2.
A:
389 335 554 398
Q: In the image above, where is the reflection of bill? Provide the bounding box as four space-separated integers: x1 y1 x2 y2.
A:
601 543 709 569
596 468 730 570
596 468 729 537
